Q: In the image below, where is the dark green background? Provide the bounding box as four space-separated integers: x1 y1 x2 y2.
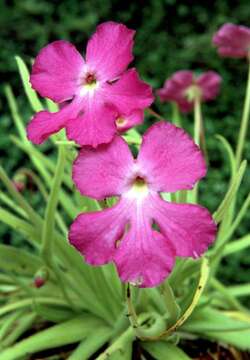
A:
0 0 250 285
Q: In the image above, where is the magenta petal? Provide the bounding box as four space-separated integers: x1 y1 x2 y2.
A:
137 122 206 193
197 71 222 101
86 21 135 81
218 46 248 58
116 109 144 132
27 99 82 144
27 111 65 144
157 70 194 113
213 23 250 58
152 195 216 258
115 225 175 288
69 202 129 265
31 40 84 103
72 136 134 200
104 69 154 113
66 101 117 147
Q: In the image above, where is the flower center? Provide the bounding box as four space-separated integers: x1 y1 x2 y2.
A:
127 176 149 200
185 84 202 102
116 117 127 128
80 72 99 96
85 73 97 85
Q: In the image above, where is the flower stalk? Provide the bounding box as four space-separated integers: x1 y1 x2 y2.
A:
40 144 66 261
40 144 75 308
236 59 250 167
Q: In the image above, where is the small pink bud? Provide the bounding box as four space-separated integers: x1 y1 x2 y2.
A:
12 181 25 192
34 277 45 288
33 268 49 288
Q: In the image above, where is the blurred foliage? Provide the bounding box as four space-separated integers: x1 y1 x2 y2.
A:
0 0 250 285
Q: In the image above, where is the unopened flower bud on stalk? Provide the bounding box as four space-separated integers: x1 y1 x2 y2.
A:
33 268 49 288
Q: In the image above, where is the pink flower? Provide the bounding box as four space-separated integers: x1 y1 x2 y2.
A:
157 70 221 113
115 109 144 132
27 22 153 147
213 23 250 59
69 122 216 288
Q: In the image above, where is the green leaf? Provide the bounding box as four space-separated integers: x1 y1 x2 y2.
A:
0 166 42 227
0 244 42 275
15 56 43 112
0 191 27 219
0 310 25 345
210 190 250 261
122 128 142 145
160 281 181 326
224 284 250 298
213 160 247 224
0 315 106 360
224 234 250 256
1 312 37 349
33 303 74 323
216 134 236 179
183 307 250 350
0 207 38 244
0 297 69 318
142 341 191 360
11 136 78 219
4 85 28 142
96 327 135 360
68 326 112 360
45 98 58 112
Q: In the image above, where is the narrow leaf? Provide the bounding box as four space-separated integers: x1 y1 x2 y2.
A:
224 234 250 256
0 315 106 360
142 341 191 360
183 307 250 350
213 160 247 224
0 244 42 275
15 56 43 112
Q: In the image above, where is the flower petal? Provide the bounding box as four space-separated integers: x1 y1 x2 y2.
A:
152 195 216 258
115 217 175 287
137 122 206 193
197 71 221 101
213 23 250 58
217 46 248 58
69 201 129 265
72 136 134 200
157 70 193 113
65 100 117 147
116 109 144 132
31 40 84 103
104 69 154 113
27 99 82 144
86 21 135 81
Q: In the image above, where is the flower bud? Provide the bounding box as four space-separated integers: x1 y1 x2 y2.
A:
33 268 49 288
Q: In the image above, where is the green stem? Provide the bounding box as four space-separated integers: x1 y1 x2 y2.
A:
191 96 203 203
236 60 250 167
41 144 65 261
40 145 74 309
126 284 139 329
146 107 165 121
171 102 182 127
194 96 202 146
